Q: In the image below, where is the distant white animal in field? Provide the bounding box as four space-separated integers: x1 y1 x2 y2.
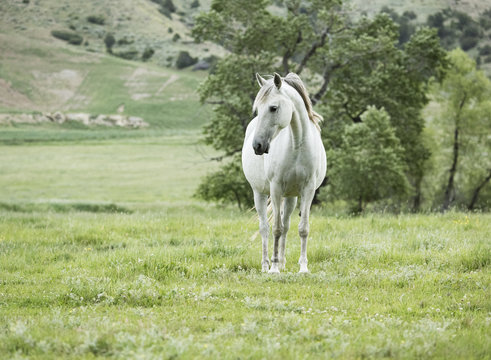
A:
242 72 327 273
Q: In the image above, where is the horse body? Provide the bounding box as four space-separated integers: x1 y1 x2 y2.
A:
242 72 326 273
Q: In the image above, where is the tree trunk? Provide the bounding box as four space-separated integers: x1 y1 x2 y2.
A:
442 126 459 211
442 94 466 212
468 169 491 211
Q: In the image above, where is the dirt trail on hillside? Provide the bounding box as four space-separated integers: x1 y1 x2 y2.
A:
126 67 180 101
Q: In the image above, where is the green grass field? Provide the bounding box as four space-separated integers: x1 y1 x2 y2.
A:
0 132 490 359
1 2 490 356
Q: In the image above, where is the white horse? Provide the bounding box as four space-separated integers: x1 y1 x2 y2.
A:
242 72 327 273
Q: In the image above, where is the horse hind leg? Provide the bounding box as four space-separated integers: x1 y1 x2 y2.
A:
298 186 315 273
268 187 283 274
279 197 297 271
253 191 270 272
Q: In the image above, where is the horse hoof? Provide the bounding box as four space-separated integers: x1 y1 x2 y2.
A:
262 265 269 272
268 265 280 274
299 265 309 273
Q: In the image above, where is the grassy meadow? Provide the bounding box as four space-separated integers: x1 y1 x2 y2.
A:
1 2 490 358
0 127 490 359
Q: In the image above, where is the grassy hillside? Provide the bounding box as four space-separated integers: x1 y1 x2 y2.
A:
0 0 219 66
0 31 210 130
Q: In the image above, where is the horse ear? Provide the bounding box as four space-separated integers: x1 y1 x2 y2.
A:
273 72 282 89
256 73 266 87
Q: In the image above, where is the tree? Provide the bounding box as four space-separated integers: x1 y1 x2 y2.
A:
429 49 491 211
327 107 409 212
192 0 447 210
104 33 115 53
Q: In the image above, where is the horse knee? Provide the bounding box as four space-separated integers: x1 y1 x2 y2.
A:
273 226 283 238
299 225 309 239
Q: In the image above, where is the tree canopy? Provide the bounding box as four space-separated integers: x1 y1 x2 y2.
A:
427 49 491 211
192 0 448 212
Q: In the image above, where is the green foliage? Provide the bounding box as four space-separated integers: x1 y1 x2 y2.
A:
327 107 409 212
172 33 181 42
426 8 488 51
427 49 491 210
50 30 83 45
380 6 417 44
191 0 200 8
460 36 478 51
154 0 176 18
86 14 105 25
113 49 139 60
175 51 197 69
141 47 155 61
195 155 253 210
192 0 447 211
104 33 115 53
479 44 491 56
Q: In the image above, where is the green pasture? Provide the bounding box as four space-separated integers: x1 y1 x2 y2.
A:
0 132 490 359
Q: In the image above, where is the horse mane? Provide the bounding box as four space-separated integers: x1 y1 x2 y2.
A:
283 73 322 131
253 73 322 131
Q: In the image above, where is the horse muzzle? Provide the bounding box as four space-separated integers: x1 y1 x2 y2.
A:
252 139 269 155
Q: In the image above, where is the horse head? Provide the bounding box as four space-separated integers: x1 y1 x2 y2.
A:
252 73 294 155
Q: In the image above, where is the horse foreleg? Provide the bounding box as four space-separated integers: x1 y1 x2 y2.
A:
254 191 270 272
279 197 297 271
268 187 283 274
298 186 315 273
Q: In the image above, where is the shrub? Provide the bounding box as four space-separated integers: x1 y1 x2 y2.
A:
191 0 200 8
459 36 479 51
172 33 181 42
87 15 105 25
402 10 416 20
51 30 83 45
142 47 155 61
175 51 197 69
104 33 115 53
163 0 176 12
159 7 172 19
478 44 491 56
117 37 133 45
114 49 139 60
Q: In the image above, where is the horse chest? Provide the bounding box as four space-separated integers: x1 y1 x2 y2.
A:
265 153 313 196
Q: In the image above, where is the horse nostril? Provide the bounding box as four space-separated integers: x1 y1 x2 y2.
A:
253 140 262 152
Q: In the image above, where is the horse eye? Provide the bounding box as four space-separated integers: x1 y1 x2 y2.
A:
269 105 278 112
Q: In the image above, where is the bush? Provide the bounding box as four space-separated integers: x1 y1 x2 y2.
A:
191 0 200 8
104 33 115 53
142 47 155 61
175 51 197 69
195 156 253 210
460 36 479 50
114 50 139 60
51 30 83 45
402 10 416 20
87 15 105 25
117 37 133 45
159 7 172 19
163 0 176 12
478 44 491 56
172 33 181 42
